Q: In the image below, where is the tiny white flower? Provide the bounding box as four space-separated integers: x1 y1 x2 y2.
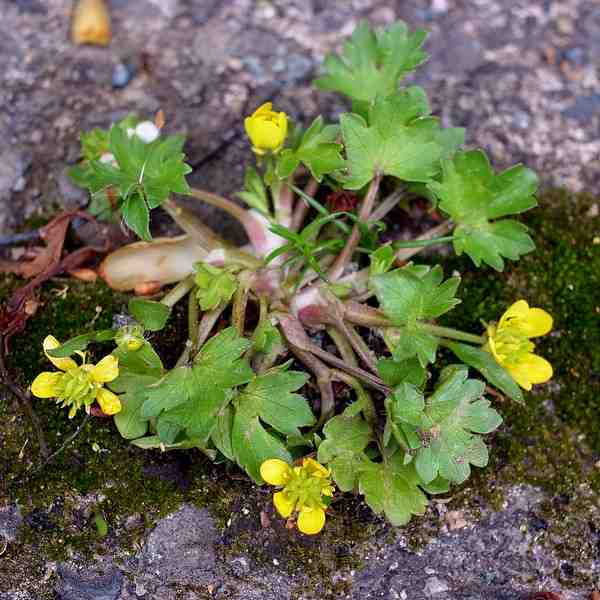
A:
99 152 117 166
126 127 135 138
135 121 160 144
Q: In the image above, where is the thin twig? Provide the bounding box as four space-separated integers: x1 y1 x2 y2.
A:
0 334 49 458
32 414 91 474
0 230 42 247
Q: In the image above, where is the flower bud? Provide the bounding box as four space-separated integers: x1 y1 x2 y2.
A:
115 324 145 352
244 102 288 155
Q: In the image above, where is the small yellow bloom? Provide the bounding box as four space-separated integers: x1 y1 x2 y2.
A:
485 300 553 390
260 457 334 535
30 335 121 418
244 102 288 155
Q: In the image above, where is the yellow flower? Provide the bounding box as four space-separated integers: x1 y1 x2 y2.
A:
485 300 553 390
260 457 335 535
244 102 288 155
31 335 121 418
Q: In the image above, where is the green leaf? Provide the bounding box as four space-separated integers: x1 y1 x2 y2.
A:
374 265 461 366
141 328 254 444
369 245 396 277
236 166 270 215
276 117 344 182
252 319 282 354
339 89 449 189
122 192 151 240
70 120 191 240
108 341 164 441
317 414 372 491
386 366 503 484
315 20 428 104
211 404 235 461
235 369 314 437
109 342 163 393
194 262 239 311
114 389 149 440
428 150 538 270
443 341 524 403
377 357 427 388
128 298 170 331
80 128 110 161
358 455 429 526
46 329 116 358
230 368 315 481
231 406 292 483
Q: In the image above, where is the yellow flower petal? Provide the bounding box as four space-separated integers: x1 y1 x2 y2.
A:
91 355 119 383
518 308 553 337
43 335 77 371
507 353 553 390
499 300 553 338
302 458 330 478
253 102 273 117
273 491 295 518
96 387 121 415
499 300 530 327
260 459 292 486
31 372 63 398
297 507 326 535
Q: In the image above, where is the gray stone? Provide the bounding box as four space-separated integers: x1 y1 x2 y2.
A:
57 167 88 210
423 576 450 596
136 504 217 588
55 563 123 600
0 147 31 234
0 504 23 543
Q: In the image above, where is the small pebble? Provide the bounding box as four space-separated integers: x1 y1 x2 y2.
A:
112 62 135 89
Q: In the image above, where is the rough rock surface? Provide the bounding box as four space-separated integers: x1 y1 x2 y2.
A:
1 0 599 238
1 1 599 599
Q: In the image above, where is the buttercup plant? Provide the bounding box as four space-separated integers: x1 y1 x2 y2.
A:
31 21 554 532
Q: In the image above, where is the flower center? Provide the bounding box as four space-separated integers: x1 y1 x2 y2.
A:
55 366 99 411
282 468 331 512
493 326 534 366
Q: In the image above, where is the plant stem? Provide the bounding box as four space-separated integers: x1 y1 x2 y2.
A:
393 235 455 249
160 275 195 308
194 304 227 351
326 326 358 368
188 187 249 224
291 179 319 232
289 345 334 426
232 279 250 335
328 173 382 281
395 221 453 261
419 323 485 344
336 320 379 374
331 370 377 426
369 187 406 222
188 288 199 348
